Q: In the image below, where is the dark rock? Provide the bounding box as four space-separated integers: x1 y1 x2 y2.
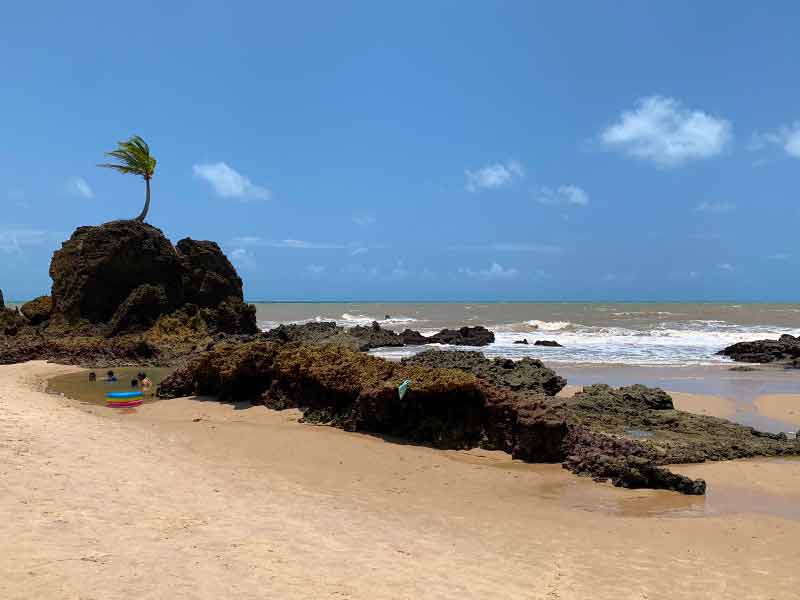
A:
0 220 256 367
0 306 26 337
513 339 529 345
20 296 52 325
570 383 674 412
108 284 170 335
534 340 562 347
202 299 258 335
718 335 800 367
563 429 706 495
402 350 567 397
176 238 244 307
428 326 494 346
729 365 758 372
399 329 428 345
0 288 4 309
50 221 185 324
159 341 486 448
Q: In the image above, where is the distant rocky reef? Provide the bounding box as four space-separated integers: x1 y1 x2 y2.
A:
718 334 800 368
261 320 494 351
158 343 799 495
0 220 256 366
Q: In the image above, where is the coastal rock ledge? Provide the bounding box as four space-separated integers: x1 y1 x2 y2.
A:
718 334 800 368
157 343 800 495
0 220 257 366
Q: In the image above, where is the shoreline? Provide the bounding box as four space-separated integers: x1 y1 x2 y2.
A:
3 361 800 598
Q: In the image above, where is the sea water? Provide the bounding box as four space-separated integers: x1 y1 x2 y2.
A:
252 302 800 366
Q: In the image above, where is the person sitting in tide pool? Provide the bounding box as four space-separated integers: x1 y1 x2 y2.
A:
140 375 153 395
104 370 117 383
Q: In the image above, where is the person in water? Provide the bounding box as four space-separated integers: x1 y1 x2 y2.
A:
130 379 139 388
140 374 153 395
88 372 97 382
105 370 117 383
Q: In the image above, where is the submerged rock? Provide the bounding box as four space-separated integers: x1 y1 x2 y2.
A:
513 339 529 345
718 335 800 368
534 340 562 347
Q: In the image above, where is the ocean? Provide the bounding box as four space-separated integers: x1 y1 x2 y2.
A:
253 302 800 366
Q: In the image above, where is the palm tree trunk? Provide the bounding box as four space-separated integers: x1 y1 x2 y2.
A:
135 177 151 222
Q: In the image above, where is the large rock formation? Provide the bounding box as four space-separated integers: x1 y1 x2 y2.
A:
0 288 4 309
718 334 800 368
0 220 256 366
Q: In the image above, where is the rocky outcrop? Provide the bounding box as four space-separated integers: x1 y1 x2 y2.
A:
402 350 567 396
534 340 562 347
50 221 185 324
156 341 800 494
20 296 52 325
563 429 706 495
159 341 486 448
428 326 494 346
718 335 800 368
108 284 170 335
261 321 494 351
0 288 4 309
177 238 244 308
0 220 256 366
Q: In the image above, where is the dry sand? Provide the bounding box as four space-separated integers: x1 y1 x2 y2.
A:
755 394 800 428
2 361 800 599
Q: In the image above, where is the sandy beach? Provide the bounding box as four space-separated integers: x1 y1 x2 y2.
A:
1 361 799 599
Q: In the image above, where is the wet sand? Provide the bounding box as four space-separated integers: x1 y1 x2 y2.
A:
556 363 800 433
755 394 800 428
2 361 800 599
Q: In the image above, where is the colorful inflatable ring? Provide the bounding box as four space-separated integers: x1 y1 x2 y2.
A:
106 399 143 408
106 391 143 399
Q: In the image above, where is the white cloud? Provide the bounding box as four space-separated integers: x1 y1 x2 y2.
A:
537 185 589 207
306 264 325 274
68 176 94 199
749 123 800 159
695 201 735 213
231 237 346 249
351 247 368 256
228 248 256 269
0 226 57 254
718 263 734 272
768 252 791 260
601 96 732 167
459 262 519 280
448 242 563 254
352 215 376 227
193 162 271 200
465 160 524 192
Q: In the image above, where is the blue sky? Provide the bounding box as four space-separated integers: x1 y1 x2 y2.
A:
1 1 798 301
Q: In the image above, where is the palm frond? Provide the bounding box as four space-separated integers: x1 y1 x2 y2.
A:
97 135 157 179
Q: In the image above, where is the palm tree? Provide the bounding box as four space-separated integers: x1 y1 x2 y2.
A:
98 135 157 222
